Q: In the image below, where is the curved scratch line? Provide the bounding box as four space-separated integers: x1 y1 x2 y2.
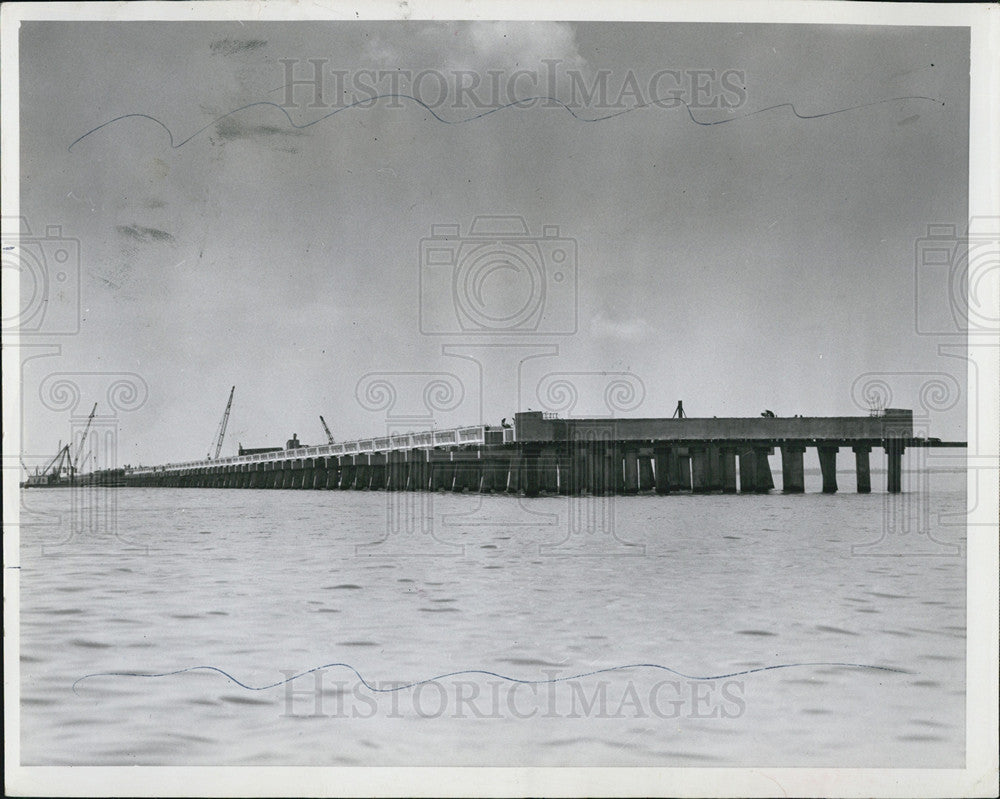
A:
67 94 944 151
72 659 908 696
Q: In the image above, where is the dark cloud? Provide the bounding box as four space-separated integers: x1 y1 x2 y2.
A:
211 115 306 142
210 38 267 56
116 224 175 243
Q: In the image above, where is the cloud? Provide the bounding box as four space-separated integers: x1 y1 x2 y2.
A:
210 38 267 57
116 224 175 244
590 310 657 343
363 21 588 77
210 115 307 143
465 21 587 72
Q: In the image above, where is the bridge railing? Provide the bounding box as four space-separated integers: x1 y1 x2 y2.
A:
126 423 493 476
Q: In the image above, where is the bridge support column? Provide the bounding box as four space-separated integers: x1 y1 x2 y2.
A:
298 460 313 489
403 450 419 491
818 446 838 494
385 449 406 491
591 444 606 495
326 455 342 491
540 447 559 494
337 456 352 489
637 452 654 492
705 446 722 492
720 448 738 493
677 452 692 492
452 455 468 493
754 448 773 493
523 445 541 498
275 462 289 489
612 445 626 495
622 445 639 494
430 453 451 492
312 458 327 489
582 444 596 495
571 444 587 494
852 445 871 493
653 445 671 494
740 452 756 493
354 457 370 490
369 453 387 490
780 444 805 494
690 446 711 493
479 449 500 494
557 450 573 495
886 440 904 494
400 449 414 491
503 452 519 494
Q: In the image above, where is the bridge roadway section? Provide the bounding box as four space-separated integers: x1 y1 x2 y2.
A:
116 409 918 495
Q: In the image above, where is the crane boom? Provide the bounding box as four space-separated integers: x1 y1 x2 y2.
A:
319 415 335 444
210 386 235 460
72 403 98 471
42 444 71 477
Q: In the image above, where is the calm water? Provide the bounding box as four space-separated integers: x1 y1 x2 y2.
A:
18 468 966 766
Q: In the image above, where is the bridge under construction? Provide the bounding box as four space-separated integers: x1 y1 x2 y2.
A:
54 408 964 495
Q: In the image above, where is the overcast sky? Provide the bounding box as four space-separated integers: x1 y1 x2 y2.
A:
19 21 969 465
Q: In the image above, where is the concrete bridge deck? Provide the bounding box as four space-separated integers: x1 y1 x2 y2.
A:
72 408 937 495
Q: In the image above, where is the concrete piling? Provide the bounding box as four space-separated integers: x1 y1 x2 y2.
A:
886 440 904 494
780 444 805 494
853 445 871 493
818 446 838 494
638 453 655 492
720 448 738 493
653 445 672 495
691 447 711 494
623 445 640 494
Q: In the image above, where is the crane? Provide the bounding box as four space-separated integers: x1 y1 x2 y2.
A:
319 415 335 444
36 443 71 483
71 403 98 474
208 386 235 460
